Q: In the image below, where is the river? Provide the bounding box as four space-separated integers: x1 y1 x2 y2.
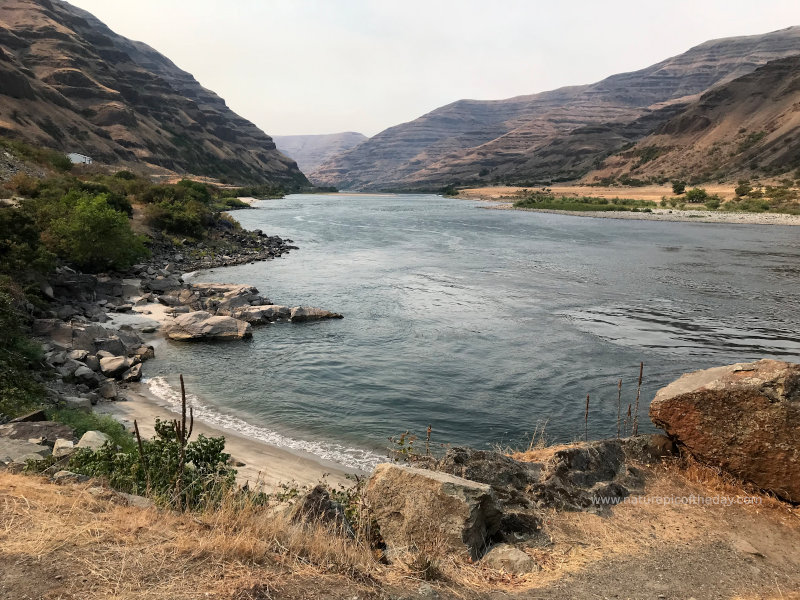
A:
141 193 800 470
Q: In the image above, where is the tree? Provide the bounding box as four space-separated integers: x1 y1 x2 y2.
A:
42 191 148 272
671 181 686 195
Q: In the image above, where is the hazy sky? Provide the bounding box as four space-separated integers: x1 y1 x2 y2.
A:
66 0 800 137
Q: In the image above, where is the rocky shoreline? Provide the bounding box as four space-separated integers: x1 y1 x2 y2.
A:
0 216 344 476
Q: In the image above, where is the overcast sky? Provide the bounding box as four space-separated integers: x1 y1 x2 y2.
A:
66 0 800 138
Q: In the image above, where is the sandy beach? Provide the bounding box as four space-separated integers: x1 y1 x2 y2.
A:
101 303 357 492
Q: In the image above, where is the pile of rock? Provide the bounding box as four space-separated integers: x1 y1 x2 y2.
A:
0 410 111 470
33 318 155 405
156 282 343 341
360 434 673 571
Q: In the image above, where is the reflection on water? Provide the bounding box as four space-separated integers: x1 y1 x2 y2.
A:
143 194 800 469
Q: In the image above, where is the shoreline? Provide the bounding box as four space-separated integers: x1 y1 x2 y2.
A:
475 200 800 226
105 298 360 491
96 379 355 490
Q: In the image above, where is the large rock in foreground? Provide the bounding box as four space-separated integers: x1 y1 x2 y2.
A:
650 359 800 502
165 311 252 341
365 463 501 559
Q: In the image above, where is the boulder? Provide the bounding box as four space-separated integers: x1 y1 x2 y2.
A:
650 359 800 502
73 365 100 387
52 470 90 484
68 349 89 362
289 485 352 535
84 355 100 371
134 345 155 361
365 463 501 559
76 430 111 451
98 381 117 400
121 363 142 383
165 311 252 341
289 306 343 322
95 336 127 357
9 410 48 423
99 356 133 378
52 438 75 458
62 396 92 413
481 544 539 575
0 438 51 465
233 304 292 324
0 421 74 443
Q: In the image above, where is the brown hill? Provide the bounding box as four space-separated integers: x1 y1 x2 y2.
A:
0 0 308 187
273 132 367 174
311 27 800 191
586 55 800 182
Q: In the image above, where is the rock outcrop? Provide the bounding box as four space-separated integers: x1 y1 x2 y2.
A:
165 311 252 341
365 463 501 559
650 359 800 502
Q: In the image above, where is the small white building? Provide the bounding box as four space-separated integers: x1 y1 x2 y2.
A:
67 152 93 165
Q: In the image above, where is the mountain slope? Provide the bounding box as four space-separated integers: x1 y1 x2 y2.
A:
587 55 800 182
311 26 800 190
0 0 308 186
273 132 367 173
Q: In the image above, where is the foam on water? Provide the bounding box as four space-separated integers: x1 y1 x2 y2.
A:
146 376 383 472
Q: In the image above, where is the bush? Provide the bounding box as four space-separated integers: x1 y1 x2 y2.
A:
0 278 45 420
37 191 148 271
0 206 55 277
67 417 236 510
704 196 722 210
685 187 708 203
735 181 753 197
671 181 686 195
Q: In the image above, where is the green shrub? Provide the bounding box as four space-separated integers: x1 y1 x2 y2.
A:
0 206 55 277
0 278 45 419
735 180 753 197
37 191 148 271
671 181 686 195
704 196 722 210
685 187 709 203
67 418 236 510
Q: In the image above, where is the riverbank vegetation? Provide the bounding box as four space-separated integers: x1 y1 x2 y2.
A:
513 189 656 212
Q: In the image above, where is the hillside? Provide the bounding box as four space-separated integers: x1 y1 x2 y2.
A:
274 131 367 173
0 0 308 187
586 55 800 182
311 26 800 191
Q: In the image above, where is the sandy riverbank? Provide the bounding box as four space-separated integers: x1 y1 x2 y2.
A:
487 204 800 225
96 382 354 491
457 185 800 226
102 302 356 491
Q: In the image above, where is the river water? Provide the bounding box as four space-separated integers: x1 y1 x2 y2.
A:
142 194 800 470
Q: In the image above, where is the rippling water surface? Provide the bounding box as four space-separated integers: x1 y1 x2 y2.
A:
143 194 800 469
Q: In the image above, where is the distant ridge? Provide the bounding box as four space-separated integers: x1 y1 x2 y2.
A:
273 132 367 174
0 0 308 186
310 26 800 190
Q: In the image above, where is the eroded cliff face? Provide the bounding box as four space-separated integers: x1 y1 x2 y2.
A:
0 0 308 186
587 55 800 181
311 26 800 190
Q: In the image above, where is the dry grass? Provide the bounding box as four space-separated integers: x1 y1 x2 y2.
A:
2 457 800 599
